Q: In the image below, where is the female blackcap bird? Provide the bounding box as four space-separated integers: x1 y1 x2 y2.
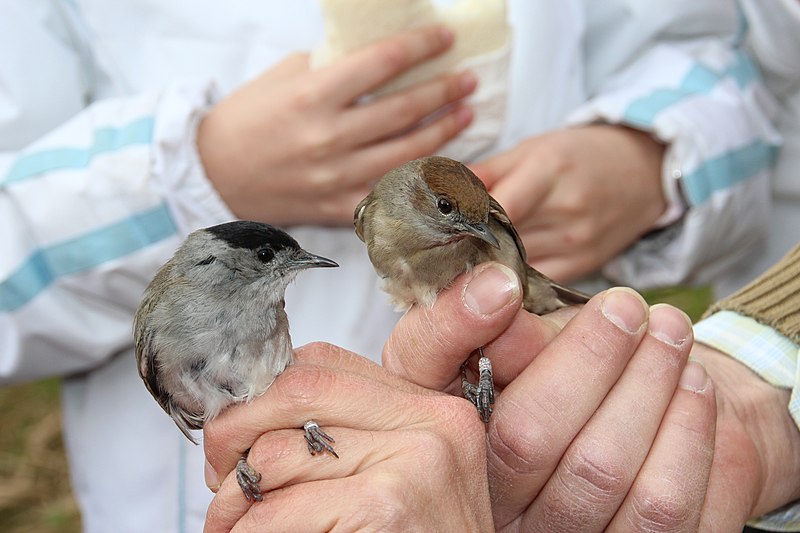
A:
134 220 339 502
354 156 590 421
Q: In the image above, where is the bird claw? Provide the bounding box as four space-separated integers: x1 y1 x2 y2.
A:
304 420 338 458
236 453 263 502
461 349 494 423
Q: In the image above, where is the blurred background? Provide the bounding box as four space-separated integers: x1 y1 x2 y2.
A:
0 379 80 532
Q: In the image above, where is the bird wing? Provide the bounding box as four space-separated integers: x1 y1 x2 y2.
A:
488 195 528 263
488 194 592 311
545 271 592 306
135 326 203 444
134 268 204 443
134 324 173 416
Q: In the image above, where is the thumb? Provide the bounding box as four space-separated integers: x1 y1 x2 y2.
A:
382 262 522 391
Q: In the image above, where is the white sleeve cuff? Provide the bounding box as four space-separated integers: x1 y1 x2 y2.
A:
151 81 235 237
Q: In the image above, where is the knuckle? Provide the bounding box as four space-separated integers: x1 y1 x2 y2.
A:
560 443 629 502
377 40 413 72
445 73 470 101
488 399 556 477
561 188 590 217
438 396 486 439
301 126 339 160
294 341 341 362
204 499 237 532
363 472 411 526
407 429 452 466
629 484 693 531
567 221 595 246
306 164 345 193
398 115 459 161
202 418 224 449
273 363 330 409
291 85 324 111
248 430 298 472
392 92 427 123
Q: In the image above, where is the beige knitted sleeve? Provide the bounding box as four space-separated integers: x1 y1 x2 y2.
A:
704 244 800 343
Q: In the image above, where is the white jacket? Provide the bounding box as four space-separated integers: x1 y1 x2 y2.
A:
0 1 787 531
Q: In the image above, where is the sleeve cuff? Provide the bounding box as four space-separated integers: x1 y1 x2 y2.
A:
150 81 235 237
695 309 800 437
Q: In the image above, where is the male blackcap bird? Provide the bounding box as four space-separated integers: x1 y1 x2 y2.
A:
354 156 590 421
134 220 339 502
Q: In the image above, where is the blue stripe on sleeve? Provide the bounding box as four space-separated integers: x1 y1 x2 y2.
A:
622 52 759 128
1 116 155 186
682 139 779 205
727 50 759 89
621 48 770 206
623 65 720 127
0 203 177 312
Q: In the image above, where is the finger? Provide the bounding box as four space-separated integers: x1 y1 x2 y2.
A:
608 361 716 532
204 359 453 483
344 70 477 146
205 426 404 533
469 148 523 189
297 184 376 226
488 163 553 223
264 53 310 81
318 25 455 104
226 476 394 533
520 305 694 532
293 341 424 394
351 103 473 179
528 253 599 285
487 287 649 529
383 262 524 390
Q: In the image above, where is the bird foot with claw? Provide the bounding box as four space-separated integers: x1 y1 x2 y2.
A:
304 420 339 458
236 453 263 502
461 351 495 423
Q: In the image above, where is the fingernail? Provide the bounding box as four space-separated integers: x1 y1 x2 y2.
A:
205 459 220 492
439 26 455 46
601 287 647 334
463 263 520 316
455 105 474 127
460 71 478 93
678 360 708 393
649 304 692 347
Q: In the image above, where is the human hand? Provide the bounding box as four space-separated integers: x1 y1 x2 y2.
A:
202 345 492 532
387 262 800 530
470 125 666 282
197 25 476 227
689 343 800 530
386 264 721 531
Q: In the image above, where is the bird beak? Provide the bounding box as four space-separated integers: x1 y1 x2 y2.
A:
289 250 339 270
463 221 501 249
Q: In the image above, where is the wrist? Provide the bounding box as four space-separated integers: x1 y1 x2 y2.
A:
196 104 251 218
692 344 800 517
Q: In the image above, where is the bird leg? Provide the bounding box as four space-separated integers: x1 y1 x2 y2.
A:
303 420 339 458
236 449 263 502
461 347 494 423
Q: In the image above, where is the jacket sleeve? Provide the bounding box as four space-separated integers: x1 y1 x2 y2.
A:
0 3 233 383
566 0 782 288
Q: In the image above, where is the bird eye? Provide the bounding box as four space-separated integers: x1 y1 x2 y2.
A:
256 248 274 263
437 197 453 215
